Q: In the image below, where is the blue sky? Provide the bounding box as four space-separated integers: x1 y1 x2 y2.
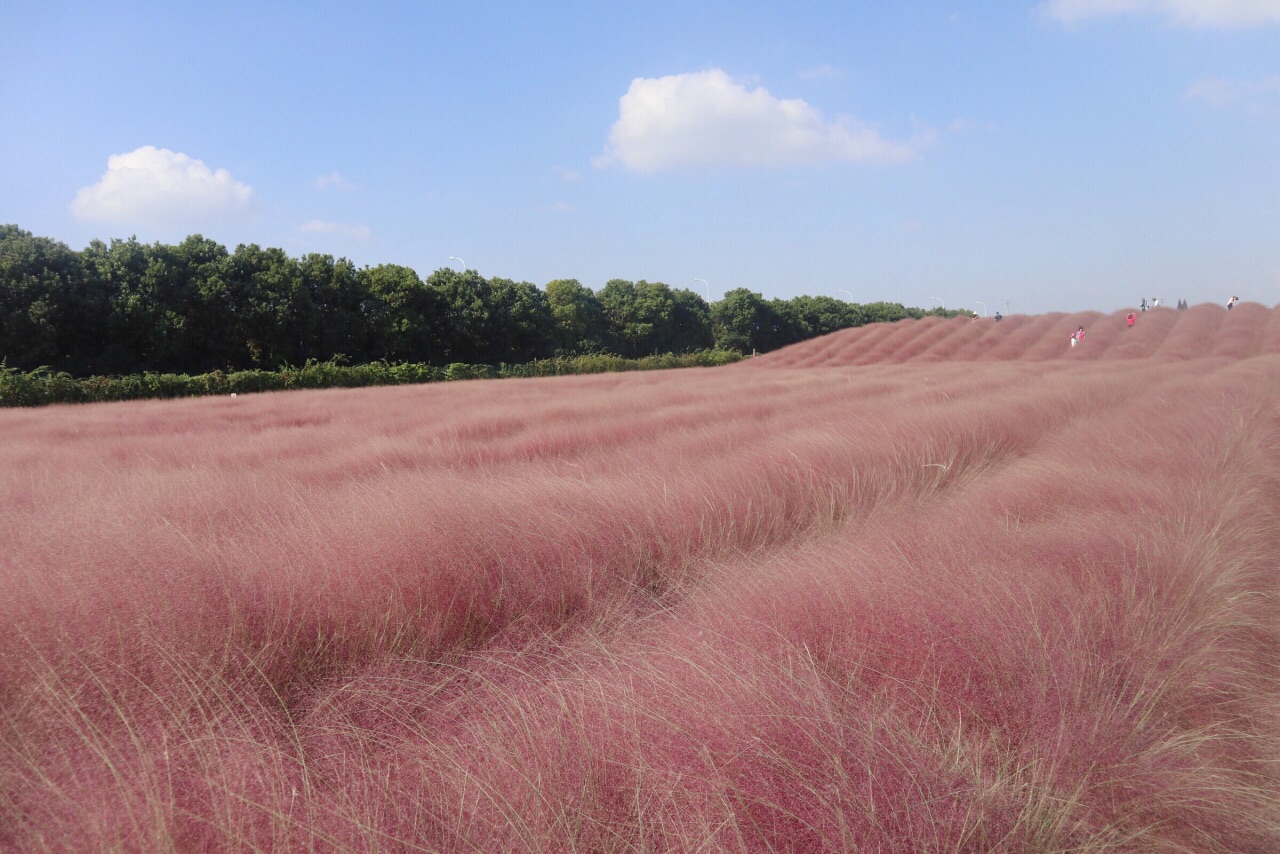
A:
2 1 1277 314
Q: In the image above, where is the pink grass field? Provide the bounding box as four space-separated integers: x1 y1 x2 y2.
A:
2 304 1279 851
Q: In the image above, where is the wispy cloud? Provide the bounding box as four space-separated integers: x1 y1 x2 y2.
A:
71 146 253 225
299 219 371 239
594 68 929 172
554 165 583 182
1042 0 1280 28
796 63 842 81
1185 74 1280 107
949 117 998 133
314 171 362 191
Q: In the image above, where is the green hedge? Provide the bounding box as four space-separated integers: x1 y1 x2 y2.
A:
0 351 743 408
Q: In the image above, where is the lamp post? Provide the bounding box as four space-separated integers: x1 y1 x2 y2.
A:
932 297 944 313
693 278 710 301
838 289 853 302
1004 299 1012 316
974 301 986 317
448 256 466 270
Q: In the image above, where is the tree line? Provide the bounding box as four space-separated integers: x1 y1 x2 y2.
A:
1 225 961 377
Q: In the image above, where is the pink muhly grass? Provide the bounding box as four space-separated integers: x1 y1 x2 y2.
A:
977 311 1061 362
2 309 1279 850
1208 301 1269 360
864 317 943 365
1262 303 1280 354
905 316 990 364
1144 304 1216 360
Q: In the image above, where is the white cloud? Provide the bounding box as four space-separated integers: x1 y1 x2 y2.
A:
1185 74 1280 107
71 146 253 225
314 171 362 190
594 69 927 172
554 165 583 182
1042 0 1280 28
298 219 371 240
1186 76 1242 106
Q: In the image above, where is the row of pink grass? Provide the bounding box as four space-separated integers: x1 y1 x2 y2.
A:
751 302 1280 369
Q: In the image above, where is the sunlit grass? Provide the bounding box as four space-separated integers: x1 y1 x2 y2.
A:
2 307 1278 850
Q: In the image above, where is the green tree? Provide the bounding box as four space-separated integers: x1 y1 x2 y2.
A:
597 279 682 358
0 226 98 373
4 223 952 379
83 235 151 373
790 294 862 337
426 267 493 364
665 288 714 352
218 244 317 369
487 277 555 363
361 264 442 363
166 235 233 371
299 253 370 363
545 278 607 354
862 301 911 324
712 287 775 353
138 240 203 371
765 298 801 349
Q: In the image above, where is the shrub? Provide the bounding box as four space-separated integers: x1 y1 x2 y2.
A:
2 351 743 407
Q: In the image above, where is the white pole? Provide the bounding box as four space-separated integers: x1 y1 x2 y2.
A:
448 256 466 269
974 301 986 316
693 278 710 301
838 289 853 302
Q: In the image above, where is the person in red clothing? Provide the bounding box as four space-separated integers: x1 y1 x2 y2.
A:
1126 312 1136 328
